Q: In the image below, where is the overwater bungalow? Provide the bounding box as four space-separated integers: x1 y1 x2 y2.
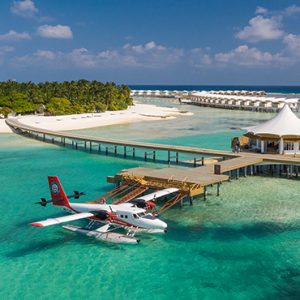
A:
243 104 300 155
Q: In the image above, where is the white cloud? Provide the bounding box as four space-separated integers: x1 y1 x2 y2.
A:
123 41 166 54
236 15 284 42
215 45 285 66
0 30 31 41
11 0 38 18
283 5 300 16
13 41 185 69
0 46 15 53
0 46 15 65
189 48 212 67
255 6 268 15
35 50 57 60
37 25 73 39
122 41 183 67
283 34 300 57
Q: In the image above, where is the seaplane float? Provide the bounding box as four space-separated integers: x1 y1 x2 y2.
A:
31 176 178 244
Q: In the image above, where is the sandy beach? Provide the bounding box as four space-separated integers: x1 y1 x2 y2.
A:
0 102 191 133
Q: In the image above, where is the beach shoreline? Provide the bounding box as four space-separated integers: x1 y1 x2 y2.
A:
0 102 191 133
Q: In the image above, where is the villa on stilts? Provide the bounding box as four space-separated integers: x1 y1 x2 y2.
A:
232 104 300 155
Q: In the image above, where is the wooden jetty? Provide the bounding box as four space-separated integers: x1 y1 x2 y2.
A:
6 118 300 211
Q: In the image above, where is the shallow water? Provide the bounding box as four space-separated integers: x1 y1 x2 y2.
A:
0 100 300 300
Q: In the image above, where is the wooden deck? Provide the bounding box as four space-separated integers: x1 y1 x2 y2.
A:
116 156 264 196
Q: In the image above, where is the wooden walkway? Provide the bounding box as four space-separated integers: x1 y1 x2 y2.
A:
6 118 300 199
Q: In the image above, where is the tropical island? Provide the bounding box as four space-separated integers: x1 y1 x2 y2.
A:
0 80 132 117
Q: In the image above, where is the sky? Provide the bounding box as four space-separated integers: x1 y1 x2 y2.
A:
1 0 300 85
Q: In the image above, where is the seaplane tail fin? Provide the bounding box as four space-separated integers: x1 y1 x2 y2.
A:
48 176 70 207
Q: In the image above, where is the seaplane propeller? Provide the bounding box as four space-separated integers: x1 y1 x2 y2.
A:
68 191 86 199
35 191 85 206
35 198 52 207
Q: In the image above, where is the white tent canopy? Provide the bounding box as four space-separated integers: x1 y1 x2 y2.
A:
246 104 300 138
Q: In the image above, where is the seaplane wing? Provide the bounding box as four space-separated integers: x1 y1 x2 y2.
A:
31 212 95 227
135 188 179 201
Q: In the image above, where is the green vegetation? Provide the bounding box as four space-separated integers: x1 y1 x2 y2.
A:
0 80 132 117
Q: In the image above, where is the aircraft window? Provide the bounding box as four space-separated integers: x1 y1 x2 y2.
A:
142 214 156 220
137 212 146 217
133 214 138 219
125 215 128 219
120 215 123 218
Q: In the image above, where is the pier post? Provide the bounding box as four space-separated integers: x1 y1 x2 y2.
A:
76 142 78 149
202 157 205 165
89 141 92 152
72 140 74 147
106 147 108 155
236 168 239 180
204 187 207 201
52 138 54 144
244 167 247 177
144 152 147 161
168 150 171 164
133 148 135 158
114 146 117 156
189 196 193 205
279 165 282 176
250 165 253 176
98 144 101 153
228 170 232 181
217 183 220 196
84 141 87 149
176 152 179 164
194 158 196 168
43 134 45 141
153 151 156 161
124 146 127 158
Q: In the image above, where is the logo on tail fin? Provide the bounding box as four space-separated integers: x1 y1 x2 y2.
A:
51 182 60 194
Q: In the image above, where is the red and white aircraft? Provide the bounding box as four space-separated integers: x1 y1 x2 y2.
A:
31 176 178 244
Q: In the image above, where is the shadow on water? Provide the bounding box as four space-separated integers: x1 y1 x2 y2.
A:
165 220 299 243
265 267 300 300
5 230 126 258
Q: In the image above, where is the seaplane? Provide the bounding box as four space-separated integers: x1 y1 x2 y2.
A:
31 176 178 244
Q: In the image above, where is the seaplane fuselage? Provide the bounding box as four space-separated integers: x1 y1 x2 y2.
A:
63 202 167 230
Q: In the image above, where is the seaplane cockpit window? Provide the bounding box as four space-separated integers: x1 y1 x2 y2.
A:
142 213 156 220
137 212 146 217
125 215 128 219
120 215 124 218
133 214 138 219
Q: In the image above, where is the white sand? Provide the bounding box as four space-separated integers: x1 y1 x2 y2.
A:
0 103 191 133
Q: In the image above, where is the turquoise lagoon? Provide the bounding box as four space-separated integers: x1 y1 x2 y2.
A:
0 100 300 300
